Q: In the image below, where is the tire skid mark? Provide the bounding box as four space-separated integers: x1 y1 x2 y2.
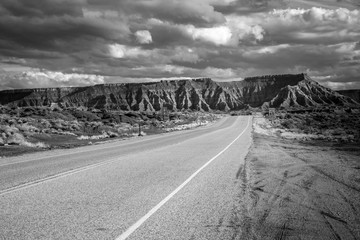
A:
309 193 353 240
274 145 360 193
235 164 243 180
274 222 293 240
232 132 360 240
336 189 358 214
301 174 318 191
320 211 347 224
322 214 343 240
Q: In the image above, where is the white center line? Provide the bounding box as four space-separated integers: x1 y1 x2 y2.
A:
115 116 251 240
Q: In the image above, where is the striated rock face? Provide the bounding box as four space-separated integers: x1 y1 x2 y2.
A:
0 74 358 111
337 89 360 103
263 77 358 108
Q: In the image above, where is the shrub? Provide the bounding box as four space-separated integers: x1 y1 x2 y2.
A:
17 123 40 133
281 119 294 129
7 133 26 145
107 131 119 138
0 125 19 136
70 110 100 121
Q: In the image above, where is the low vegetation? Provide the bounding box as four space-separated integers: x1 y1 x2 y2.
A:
264 108 360 142
0 106 221 157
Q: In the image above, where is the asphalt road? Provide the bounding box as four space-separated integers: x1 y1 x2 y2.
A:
0 116 252 240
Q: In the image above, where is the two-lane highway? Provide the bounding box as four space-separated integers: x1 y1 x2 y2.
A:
0 116 252 240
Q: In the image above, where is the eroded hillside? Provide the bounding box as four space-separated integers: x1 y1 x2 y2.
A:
1 74 357 111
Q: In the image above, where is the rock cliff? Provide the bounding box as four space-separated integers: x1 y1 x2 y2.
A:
264 77 358 108
337 89 360 103
0 74 357 111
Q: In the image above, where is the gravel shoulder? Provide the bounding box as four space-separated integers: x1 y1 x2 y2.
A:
233 116 360 239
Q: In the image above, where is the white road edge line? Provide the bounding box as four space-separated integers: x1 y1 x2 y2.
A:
115 116 251 240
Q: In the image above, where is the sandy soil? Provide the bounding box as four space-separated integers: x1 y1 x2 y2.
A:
232 116 360 239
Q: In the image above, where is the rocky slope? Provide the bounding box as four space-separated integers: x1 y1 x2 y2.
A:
337 89 360 103
264 74 358 108
0 74 357 111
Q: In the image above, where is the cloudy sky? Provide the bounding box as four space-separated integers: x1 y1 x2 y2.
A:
0 0 359 90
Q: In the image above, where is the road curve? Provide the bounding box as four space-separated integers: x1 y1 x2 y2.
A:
0 116 252 240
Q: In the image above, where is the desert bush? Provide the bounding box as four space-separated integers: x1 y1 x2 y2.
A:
57 131 77 136
0 106 10 114
6 119 16 125
0 114 10 122
101 112 122 123
68 121 81 131
70 110 100 121
50 129 60 134
89 121 103 128
42 111 72 121
7 132 26 145
27 119 51 131
107 131 119 138
331 128 344 136
17 123 40 133
27 142 49 148
77 131 109 140
0 125 19 136
117 123 133 133
281 119 294 129
50 119 70 131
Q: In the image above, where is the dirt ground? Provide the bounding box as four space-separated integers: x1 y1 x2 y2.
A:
232 117 360 239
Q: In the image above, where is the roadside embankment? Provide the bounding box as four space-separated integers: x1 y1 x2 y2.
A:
232 115 360 239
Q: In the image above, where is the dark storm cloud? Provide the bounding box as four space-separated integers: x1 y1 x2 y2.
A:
0 13 129 52
0 0 131 66
144 21 193 48
0 0 85 17
0 0 359 90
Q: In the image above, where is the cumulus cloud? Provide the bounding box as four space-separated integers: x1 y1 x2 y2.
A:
108 44 151 59
322 81 360 90
122 0 226 26
201 67 236 79
255 44 290 54
147 18 265 47
226 16 266 44
135 30 153 44
187 26 233 46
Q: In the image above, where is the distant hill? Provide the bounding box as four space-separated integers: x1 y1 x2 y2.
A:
337 89 360 103
0 73 358 111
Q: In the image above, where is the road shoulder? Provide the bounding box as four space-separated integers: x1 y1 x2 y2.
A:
233 124 360 239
